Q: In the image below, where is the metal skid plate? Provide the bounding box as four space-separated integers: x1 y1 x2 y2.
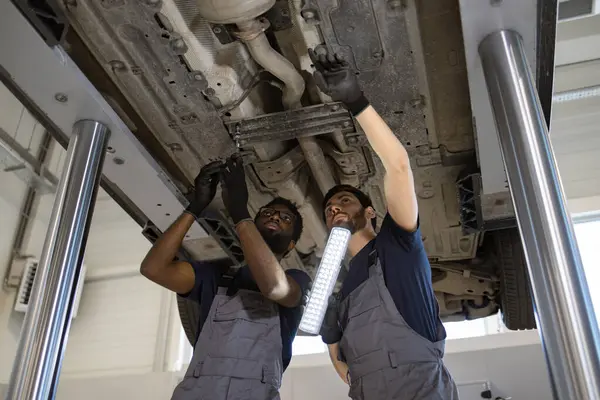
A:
0 1 207 240
225 102 355 145
311 0 429 151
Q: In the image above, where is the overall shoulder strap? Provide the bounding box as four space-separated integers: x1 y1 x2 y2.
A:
217 273 236 296
367 248 380 278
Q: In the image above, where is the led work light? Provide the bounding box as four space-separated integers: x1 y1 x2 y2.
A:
299 227 351 334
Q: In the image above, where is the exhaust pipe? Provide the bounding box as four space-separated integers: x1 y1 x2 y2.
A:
236 19 337 194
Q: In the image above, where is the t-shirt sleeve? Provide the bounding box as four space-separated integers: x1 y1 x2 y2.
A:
378 213 444 342
179 261 221 304
285 268 312 307
379 212 423 252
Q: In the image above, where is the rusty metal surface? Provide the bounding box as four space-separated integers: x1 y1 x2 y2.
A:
63 0 239 180
226 102 355 145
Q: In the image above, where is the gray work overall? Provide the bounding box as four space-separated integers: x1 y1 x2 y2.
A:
338 250 459 400
172 287 282 400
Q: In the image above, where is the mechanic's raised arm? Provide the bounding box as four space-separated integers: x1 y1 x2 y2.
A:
220 156 302 308
140 161 221 294
309 49 418 231
355 107 418 231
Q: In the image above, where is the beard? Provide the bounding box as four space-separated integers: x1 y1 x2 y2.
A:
258 226 294 255
333 207 368 234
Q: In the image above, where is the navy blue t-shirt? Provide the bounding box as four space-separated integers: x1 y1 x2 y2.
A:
180 262 311 370
337 213 445 343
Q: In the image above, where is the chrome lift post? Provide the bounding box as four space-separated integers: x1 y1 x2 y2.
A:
6 120 110 400
480 30 600 399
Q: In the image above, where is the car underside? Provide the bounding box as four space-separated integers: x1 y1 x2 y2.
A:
57 0 541 340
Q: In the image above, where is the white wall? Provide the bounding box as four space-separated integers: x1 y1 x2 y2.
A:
0 83 49 384
60 275 165 378
0 83 171 385
0 274 167 381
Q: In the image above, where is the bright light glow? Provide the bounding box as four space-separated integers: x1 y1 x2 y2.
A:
573 218 600 317
299 227 351 334
292 335 327 355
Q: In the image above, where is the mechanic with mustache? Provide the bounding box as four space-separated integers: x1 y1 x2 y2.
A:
140 155 311 400
310 49 459 399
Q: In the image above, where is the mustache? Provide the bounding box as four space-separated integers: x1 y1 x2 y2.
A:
331 212 349 220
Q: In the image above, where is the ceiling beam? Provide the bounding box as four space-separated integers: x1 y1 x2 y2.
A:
556 14 600 66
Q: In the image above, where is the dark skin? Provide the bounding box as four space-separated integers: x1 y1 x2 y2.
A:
141 156 303 308
140 205 302 307
236 203 302 308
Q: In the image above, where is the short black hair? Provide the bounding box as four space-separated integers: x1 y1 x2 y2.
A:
322 184 377 229
255 197 304 243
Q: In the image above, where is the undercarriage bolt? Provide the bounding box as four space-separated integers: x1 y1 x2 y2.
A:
213 26 222 34
331 104 340 112
347 137 358 145
388 0 404 9
167 143 183 152
410 97 424 108
302 9 317 20
343 121 351 128
54 93 68 103
171 38 188 53
109 60 127 72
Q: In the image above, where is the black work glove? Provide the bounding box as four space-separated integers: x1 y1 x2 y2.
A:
185 160 222 219
309 48 370 116
319 294 342 344
220 155 251 225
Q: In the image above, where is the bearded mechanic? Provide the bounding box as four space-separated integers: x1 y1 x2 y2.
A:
140 156 311 400
310 49 459 399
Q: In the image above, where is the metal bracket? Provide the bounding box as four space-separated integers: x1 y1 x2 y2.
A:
253 146 306 185
457 171 517 234
12 0 69 46
265 0 293 31
196 210 245 265
457 171 483 234
225 102 355 146
210 24 236 45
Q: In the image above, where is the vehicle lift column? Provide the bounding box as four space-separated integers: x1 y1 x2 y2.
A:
480 30 600 399
6 121 110 400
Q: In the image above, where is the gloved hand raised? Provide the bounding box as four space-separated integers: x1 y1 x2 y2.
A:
309 48 370 116
220 155 251 225
185 161 223 219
